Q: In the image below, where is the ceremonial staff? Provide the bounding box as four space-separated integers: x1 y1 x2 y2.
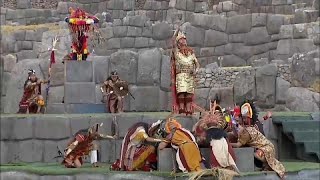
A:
44 36 58 113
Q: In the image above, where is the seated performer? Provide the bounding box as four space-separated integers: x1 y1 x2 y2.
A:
112 120 166 171
171 28 200 115
17 69 47 114
231 123 285 179
193 104 239 173
158 118 204 172
62 123 115 168
101 71 127 113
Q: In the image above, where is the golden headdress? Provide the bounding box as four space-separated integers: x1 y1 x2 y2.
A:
165 117 182 134
241 103 253 118
176 31 186 42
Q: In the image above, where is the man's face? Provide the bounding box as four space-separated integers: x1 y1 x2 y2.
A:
111 75 118 81
178 38 187 46
30 74 36 81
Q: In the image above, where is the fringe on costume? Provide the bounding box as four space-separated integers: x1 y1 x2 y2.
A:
188 168 240 180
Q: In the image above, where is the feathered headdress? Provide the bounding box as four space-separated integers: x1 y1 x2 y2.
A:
176 31 186 42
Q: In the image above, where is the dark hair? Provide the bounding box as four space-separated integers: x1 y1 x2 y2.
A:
111 71 118 76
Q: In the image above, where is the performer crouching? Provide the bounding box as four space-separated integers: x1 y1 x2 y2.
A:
62 123 115 168
158 118 205 172
112 120 166 171
231 122 286 179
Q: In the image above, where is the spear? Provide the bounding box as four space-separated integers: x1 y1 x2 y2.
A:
44 36 58 113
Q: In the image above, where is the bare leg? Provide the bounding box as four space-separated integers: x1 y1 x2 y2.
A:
109 98 116 113
74 158 82 168
185 93 193 114
117 96 124 113
178 93 185 113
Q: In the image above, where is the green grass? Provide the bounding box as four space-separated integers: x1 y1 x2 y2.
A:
0 161 319 177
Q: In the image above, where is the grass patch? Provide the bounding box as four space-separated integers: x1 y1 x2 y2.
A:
1 23 60 34
0 161 319 177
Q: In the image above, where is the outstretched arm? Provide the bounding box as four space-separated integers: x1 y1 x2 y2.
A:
231 142 242 148
96 133 115 140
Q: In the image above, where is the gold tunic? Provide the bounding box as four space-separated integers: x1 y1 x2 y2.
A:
174 49 197 94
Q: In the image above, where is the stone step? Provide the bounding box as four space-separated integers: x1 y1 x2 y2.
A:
158 147 254 172
304 141 320 155
293 131 320 142
282 120 320 133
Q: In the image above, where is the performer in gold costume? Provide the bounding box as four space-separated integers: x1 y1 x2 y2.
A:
171 29 200 115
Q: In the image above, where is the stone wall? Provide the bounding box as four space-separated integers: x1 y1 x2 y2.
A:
0 114 197 164
1 170 319 180
1 0 319 113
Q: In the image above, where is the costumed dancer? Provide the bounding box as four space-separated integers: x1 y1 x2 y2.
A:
17 69 48 114
62 123 115 168
111 120 166 171
231 122 286 179
65 7 99 61
193 110 239 173
101 71 128 113
171 25 200 115
158 117 204 172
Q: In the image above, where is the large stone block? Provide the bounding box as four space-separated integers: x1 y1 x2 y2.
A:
160 55 171 91
226 14 252 34
43 140 68 163
100 140 116 163
184 23 205 46
115 113 144 137
34 116 71 139
3 54 17 72
64 82 96 104
152 22 172 40
256 64 277 108
19 140 43 163
286 87 319 112
277 39 317 59
4 58 45 113
208 87 234 108
195 88 210 108
137 48 162 85
279 25 293 39
109 50 138 84
47 86 64 104
204 30 228 47
1 72 10 96
11 117 34 140
134 37 149 48
225 43 252 60
0 141 8 164
1 172 40 180
276 77 290 104
267 15 284 34
233 147 254 172
65 61 93 82
66 104 106 114
293 24 308 39
221 55 246 67
233 68 256 103
40 176 73 180
75 174 106 180
120 37 135 48
16 50 38 61
46 103 66 114
127 26 142 37
252 13 267 27
245 27 270 45
0 117 14 140
129 86 160 112
92 56 109 84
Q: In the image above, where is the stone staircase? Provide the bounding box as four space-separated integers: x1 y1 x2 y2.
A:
273 113 320 162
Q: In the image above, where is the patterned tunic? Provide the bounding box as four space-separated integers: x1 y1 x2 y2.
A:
238 127 285 177
174 49 198 94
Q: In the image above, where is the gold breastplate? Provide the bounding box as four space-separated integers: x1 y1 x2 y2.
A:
175 52 194 73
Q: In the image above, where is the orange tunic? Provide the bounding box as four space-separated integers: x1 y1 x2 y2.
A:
168 128 203 172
